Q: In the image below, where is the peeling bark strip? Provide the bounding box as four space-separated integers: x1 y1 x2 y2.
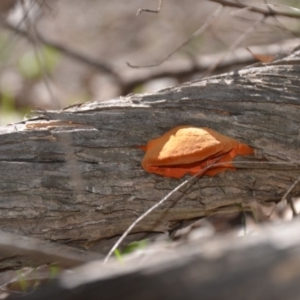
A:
1 50 300 253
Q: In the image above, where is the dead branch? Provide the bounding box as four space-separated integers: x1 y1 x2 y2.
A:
2 21 123 86
1 49 300 255
127 6 223 68
4 18 298 95
12 217 300 300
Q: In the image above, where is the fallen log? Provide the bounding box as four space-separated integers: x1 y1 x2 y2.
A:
1 49 300 256
12 217 300 300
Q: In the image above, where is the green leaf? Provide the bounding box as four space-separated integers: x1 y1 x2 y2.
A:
114 248 124 264
122 239 148 254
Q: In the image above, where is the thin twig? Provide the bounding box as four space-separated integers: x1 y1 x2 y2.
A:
20 0 61 108
103 166 208 264
122 38 300 94
280 174 300 217
209 0 300 19
127 6 223 68
263 0 300 39
136 0 163 15
3 21 123 86
103 160 300 264
202 15 266 78
3 15 298 96
0 0 37 57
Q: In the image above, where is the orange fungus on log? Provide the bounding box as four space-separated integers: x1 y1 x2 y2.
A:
140 126 254 178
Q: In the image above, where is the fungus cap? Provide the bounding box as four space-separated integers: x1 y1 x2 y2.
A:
141 126 253 178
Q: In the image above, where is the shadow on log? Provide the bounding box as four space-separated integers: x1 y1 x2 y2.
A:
1 49 300 257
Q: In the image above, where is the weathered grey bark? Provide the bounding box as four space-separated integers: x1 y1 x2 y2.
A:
0 230 102 270
1 49 300 253
12 218 300 300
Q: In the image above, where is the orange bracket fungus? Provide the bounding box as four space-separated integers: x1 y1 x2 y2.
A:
140 126 254 178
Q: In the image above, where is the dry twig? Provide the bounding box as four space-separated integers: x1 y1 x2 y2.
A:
136 0 163 15
280 174 300 216
3 21 123 86
103 166 210 264
202 15 266 77
127 6 223 68
104 160 300 264
209 0 300 19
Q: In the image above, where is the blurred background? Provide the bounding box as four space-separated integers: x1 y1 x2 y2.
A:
0 0 299 125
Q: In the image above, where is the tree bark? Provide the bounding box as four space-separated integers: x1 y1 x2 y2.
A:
12 217 300 300
1 49 300 253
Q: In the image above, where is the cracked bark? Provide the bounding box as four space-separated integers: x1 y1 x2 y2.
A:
1 49 300 256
